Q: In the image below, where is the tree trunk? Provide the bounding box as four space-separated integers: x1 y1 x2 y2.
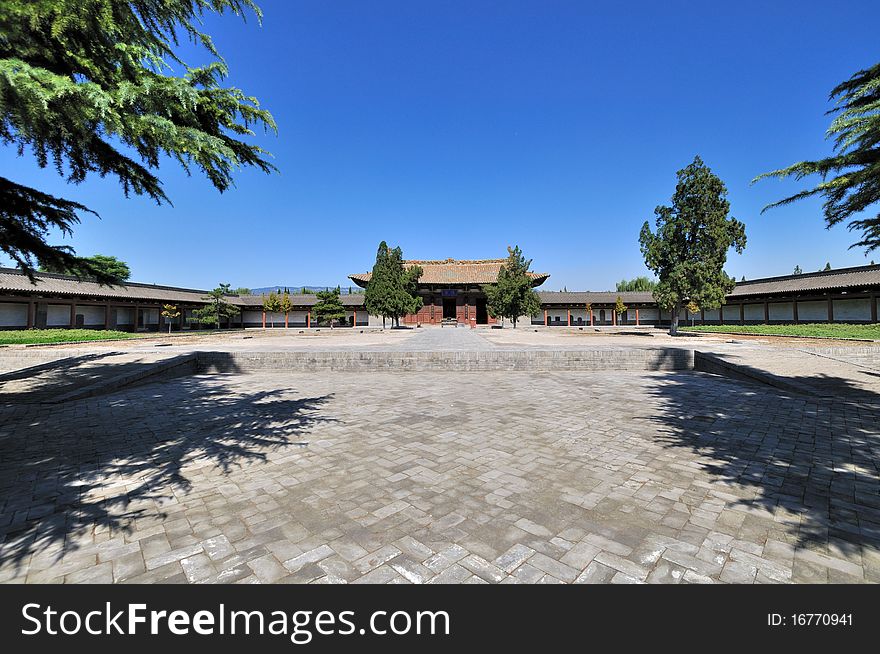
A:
512 316 517 329
669 302 681 336
168 322 172 335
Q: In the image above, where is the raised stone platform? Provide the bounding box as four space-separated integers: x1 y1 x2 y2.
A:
197 348 695 373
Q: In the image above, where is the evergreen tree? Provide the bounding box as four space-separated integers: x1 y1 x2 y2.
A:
483 246 541 328
313 286 346 329
262 290 281 328
615 276 658 292
194 284 239 329
823 262 832 271
755 62 880 252
364 241 393 328
364 241 423 328
0 1 276 278
387 245 423 327
279 288 293 328
38 253 131 281
793 265 802 275
639 156 746 335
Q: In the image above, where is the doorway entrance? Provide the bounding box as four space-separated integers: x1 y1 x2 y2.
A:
475 298 488 324
442 298 457 320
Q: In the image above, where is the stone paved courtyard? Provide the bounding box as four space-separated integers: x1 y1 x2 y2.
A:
1 365 879 584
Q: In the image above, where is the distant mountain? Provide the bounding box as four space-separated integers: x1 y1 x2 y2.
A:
247 285 363 295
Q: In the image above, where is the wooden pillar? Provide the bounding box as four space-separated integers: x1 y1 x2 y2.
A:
69 302 77 328
612 308 617 326
285 311 289 329
544 309 548 326
635 308 639 326
589 310 593 326
104 302 111 330
793 299 799 324
719 305 724 326
307 310 311 328
27 300 34 329
134 304 140 331
700 309 704 324
567 309 571 326
827 296 834 323
763 301 769 324
354 310 358 327
871 294 878 323
262 311 266 329
739 303 745 325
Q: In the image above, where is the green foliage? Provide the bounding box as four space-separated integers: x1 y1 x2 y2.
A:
39 253 131 281
279 288 293 322
262 290 280 327
161 303 180 333
615 276 657 292
639 156 746 335
364 241 423 327
755 62 880 252
194 283 239 328
0 0 276 276
231 287 251 295
793 265 802 275
483 245 541 328
681 323 880 340
823 262 832 271
313 286 346 328
0 328 137 344
614 296 628 319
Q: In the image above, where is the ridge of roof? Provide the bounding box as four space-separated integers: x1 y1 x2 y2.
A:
0 266 216 296
736 263 880 286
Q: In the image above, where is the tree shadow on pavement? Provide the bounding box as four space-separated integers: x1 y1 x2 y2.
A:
0 369 336 570
645 367 880 556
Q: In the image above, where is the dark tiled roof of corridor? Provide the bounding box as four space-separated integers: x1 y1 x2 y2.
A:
0 267 217 304
350 258 550 286
728 264 880 297
0 267 369 307
537 291 656 304
235 293 365 307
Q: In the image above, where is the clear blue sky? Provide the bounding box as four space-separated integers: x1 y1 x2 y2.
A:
3 0 880 290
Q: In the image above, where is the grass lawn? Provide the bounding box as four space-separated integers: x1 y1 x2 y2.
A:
680 323 880 340
0 329 139 345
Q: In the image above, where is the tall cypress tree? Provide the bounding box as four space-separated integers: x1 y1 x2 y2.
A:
364 241 422 328
639 156 746 335
365 241 394 328
483 246 541 328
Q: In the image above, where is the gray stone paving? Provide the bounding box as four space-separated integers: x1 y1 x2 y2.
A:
1 367 878 584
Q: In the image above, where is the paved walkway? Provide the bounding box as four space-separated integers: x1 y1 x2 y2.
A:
392 326 497 351
1 368 878 584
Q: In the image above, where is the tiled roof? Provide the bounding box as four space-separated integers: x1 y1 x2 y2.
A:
0 267 220 304
0 268 371 308
349 259 549 286
236 293 365 308
538 291 656 305
728 264 880 297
